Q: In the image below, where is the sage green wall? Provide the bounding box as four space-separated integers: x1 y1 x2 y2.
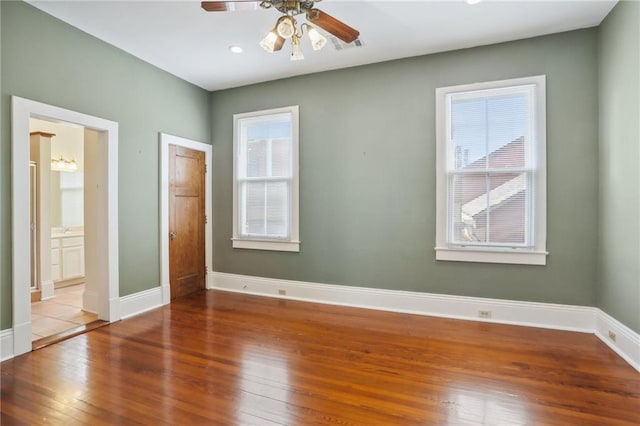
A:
597 1 640 333
0 1 211 329
211 29 599 306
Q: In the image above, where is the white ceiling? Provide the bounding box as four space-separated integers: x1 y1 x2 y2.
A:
28 0 617 91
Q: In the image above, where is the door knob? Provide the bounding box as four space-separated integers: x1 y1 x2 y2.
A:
169 231 177 240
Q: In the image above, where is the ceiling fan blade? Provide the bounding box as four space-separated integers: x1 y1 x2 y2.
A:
201 1 260 12
306 8 360 44
201 2 229 12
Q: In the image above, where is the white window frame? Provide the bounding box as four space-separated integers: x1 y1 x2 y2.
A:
435 76 547 265
232 106 300 252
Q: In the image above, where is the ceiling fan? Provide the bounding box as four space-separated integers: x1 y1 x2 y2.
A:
201 0 360 60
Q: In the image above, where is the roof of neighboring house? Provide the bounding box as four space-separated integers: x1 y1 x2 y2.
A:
458 136 526 222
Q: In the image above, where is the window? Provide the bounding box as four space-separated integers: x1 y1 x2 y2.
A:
435 76 547 265
233 106 300 252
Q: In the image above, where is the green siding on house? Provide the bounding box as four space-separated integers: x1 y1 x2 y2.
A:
210 29 600 307
598 0 640 333
0 1 211 329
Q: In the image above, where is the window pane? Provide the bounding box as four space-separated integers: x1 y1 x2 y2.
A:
451 98 487 169
451 173 488 243
244 181 265 235
487 95 527 169
451 94 527 170
486 173 527 245
271 138 291 177
451 172 528 245
266 181 289 238
246 117 290 140
246 139 267 177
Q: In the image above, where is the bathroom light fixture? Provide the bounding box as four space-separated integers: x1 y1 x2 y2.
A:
51 156 78 172
229 45 243 53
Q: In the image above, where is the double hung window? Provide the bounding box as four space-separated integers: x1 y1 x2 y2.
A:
435 76 547 265
233 106 300 252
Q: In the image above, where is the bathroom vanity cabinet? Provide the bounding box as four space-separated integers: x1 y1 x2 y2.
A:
51 234 85 283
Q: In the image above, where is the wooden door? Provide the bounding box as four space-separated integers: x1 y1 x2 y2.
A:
169 145 206 300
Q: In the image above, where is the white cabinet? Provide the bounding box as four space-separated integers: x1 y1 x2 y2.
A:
62 237 84 279
51 235 84 282
51 238 61 282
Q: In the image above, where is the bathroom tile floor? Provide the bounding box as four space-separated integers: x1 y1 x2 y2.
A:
31 284 98 340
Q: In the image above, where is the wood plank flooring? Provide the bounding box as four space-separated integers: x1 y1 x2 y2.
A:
2 290 639 425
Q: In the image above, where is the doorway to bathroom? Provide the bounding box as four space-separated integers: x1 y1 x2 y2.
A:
28 120 99 346
12 96 120 357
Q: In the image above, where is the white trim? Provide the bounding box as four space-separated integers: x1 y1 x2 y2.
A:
3 279 638 371
435 75 547 265
159 133 213 305
11 96 120 357
2 284 162 360
595 310 640 372
1 329 14 362
119 287 164 320
211 272 640 371
40 279 55 300
232 105 300 252
212 272 594 332
435 247 548 265
231 238 301 252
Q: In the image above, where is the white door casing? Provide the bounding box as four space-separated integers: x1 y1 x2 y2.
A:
11 96 119 356
159 133 213 305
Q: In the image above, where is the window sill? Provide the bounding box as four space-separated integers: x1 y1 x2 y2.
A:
435 247 547 265
232 238 300 253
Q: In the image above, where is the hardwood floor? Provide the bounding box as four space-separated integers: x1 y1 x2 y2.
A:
2 290 639 425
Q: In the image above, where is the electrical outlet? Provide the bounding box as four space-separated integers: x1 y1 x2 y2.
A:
608 330 617 342
278 289 287 296
478 310 492 319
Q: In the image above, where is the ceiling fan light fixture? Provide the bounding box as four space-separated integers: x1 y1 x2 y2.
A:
306 25 327 51
260 30 284 53
259 31 278 52
202 1 359 59
290 36 304 61
276 16 296 39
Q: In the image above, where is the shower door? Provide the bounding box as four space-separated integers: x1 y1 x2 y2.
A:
30 161 38 291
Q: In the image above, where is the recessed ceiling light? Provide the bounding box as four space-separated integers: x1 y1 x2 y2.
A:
466 0 483 4
229 45 243 54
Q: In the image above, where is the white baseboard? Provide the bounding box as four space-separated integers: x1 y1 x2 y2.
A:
40 279 55 300
212 272 640 372
1 329 14 362
2 275 637 372
595 310 640 372
82 289 99 314
119 286 165 320
211 272 595 332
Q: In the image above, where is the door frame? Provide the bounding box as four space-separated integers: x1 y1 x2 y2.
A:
11 96 120 356
159 133 213 304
